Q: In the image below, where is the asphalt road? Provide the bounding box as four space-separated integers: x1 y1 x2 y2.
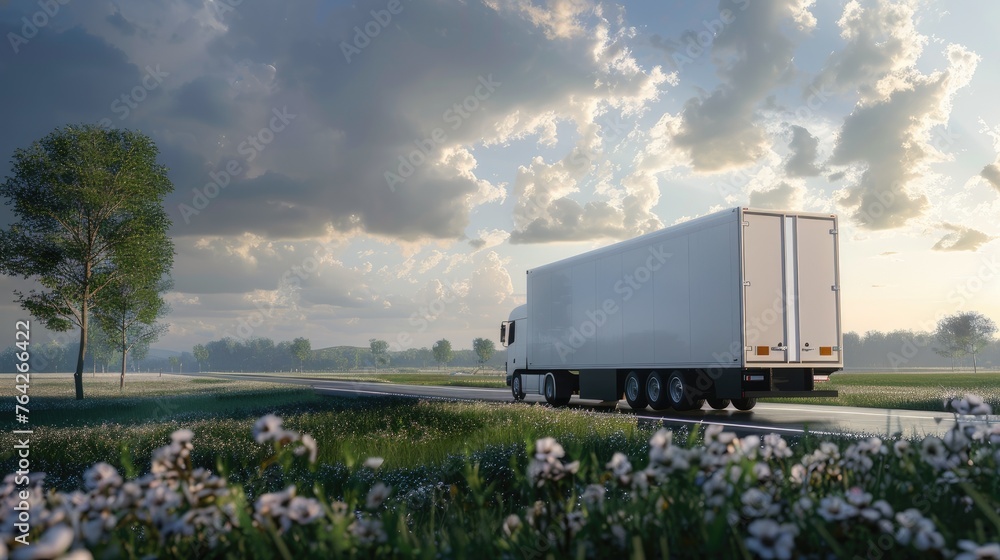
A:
184 372 993 438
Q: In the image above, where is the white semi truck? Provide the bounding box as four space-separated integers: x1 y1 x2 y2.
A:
500 207 841 411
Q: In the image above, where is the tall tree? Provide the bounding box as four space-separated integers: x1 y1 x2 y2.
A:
0 125 174 399
935 312 998 374
432 339 453 370
192 344 209 372
95 277 171 389
369 338 388 373
473 337 495 372
290 337 311 372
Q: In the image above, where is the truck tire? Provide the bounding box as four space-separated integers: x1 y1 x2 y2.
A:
544 375 570 407
732 397 757 411
707 398 730 410
666 371 703 411
624 371 647 410
511 373 525 401
645 371 671 411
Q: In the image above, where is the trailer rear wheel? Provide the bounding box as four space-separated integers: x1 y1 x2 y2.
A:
624 371 647 410
512 374 525 401
707 398 730 410
732 397 757 411
666 371 703 411
544 375 570 407
646 371 671 411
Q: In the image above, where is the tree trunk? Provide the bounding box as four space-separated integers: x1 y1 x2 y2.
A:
973 352 978 374
120 350 127 389
74 307 87 400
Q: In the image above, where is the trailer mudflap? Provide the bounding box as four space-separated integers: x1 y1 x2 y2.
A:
742 390 839 398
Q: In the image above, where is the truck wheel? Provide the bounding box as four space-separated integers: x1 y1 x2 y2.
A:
666 371 701 411
544 375 570 407
645 371 671 411
707 398 730 410
732 397 757 411
512 374 525 402
624 371 648 410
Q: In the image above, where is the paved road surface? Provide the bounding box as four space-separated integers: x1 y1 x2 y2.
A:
182 373 994 438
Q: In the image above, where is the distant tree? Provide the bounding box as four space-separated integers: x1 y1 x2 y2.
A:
88 325 116 376
432 339 453 370
95 277 171 389
290 337 311 372
473 337 495 371
370 338 389 373
935 312 998 373
193 344 208 372
0 125 174 399
168 356 180 373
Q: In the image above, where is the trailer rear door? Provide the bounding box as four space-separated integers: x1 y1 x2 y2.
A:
795 216 841 363
742 211 841 365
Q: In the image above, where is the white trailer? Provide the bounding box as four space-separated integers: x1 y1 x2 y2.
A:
500 207 841 411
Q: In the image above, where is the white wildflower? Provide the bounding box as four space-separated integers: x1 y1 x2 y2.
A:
350 518 388 546
581 484 605 507
845 487 872 508
533 437 565 462
285 496 323 526
610 524 627 549
955 540 1000 560
895 508 945 551
366 482 391 510
606 452 632 484
502 514 521 536
949 395 993 416
920 436 958 470
762 433 792 460
649 428 673 451
83 463 122 493
253 414 286 444
741 488 779 519
893 440 911 458
294 433 318 464
171 429 195 445
11 525 73 560
363 457 385 470
745 519 798 560
817 495 857 522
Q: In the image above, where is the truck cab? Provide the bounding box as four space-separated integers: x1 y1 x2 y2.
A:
500 304 526 388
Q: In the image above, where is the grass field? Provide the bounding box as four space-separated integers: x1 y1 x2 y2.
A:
0 373 649 494
759 372 1000 411
204 370 1000 411
3 373 999 558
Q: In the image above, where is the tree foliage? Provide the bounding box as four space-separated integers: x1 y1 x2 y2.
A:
290 337 312 371
935 312 998 373
432 339 453 369
192 344 209 372
370 338 389 373
0 124 174 398
473 337 495 369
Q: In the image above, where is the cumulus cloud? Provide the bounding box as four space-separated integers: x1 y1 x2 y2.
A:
783 125 821 177
670 0 817 172
981 164 1000 192
820 0 979 230
749 182 805 210
931 224 995 252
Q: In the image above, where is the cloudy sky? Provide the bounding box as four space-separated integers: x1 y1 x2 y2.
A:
1 0 998 353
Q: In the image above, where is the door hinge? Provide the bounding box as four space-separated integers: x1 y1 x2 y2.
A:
742 221 750 227
831 285 839 291
830 229 838 235
743 280 751 287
